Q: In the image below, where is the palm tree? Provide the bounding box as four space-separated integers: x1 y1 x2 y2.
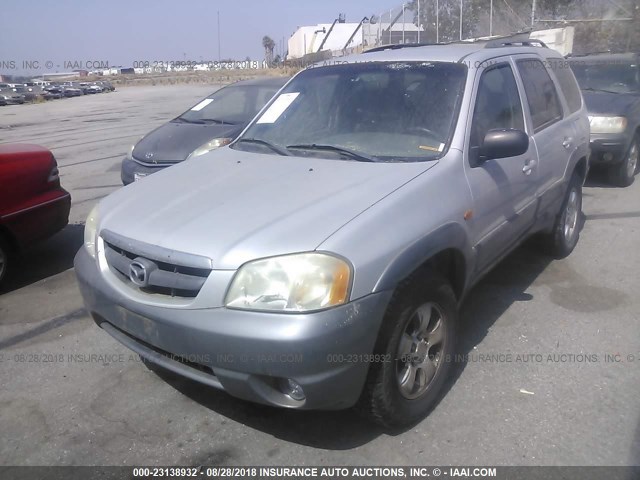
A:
262 36 276 66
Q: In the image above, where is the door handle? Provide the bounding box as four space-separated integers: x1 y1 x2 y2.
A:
562 137 573 149
522 159 537 175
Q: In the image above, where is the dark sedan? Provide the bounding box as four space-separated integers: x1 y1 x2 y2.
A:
121 76 288 185
0 90 25 105
569 53 640 186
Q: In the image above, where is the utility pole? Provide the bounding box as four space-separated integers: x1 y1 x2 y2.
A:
490 0 493 36
459 0 463 40
631 0 640 51
436 0 439 42
402 3 406 44
531 0 537 27
417 0 420 43
217 11 221 61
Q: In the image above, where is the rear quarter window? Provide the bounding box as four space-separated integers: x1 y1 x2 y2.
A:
516 59 564 132
548 58 583 114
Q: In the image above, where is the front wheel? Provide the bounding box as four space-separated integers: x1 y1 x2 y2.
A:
608 137 638 187
357 271 458 428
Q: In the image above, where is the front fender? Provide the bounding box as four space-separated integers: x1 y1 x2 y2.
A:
373 222 474 296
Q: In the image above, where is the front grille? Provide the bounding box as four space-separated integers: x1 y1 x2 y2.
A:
132 154 177 167
101 229 212 298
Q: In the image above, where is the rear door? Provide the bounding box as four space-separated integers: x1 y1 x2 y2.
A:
514 57 576 222
464 58 539 275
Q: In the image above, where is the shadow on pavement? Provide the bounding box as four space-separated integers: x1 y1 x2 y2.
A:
152 243 553 450
584 167 632 189
0 223 84 295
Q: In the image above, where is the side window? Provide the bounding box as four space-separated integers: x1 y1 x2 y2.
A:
470 63 524 149
516 59 563 132
548 58 582 113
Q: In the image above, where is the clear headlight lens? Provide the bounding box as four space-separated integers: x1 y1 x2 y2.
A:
225 253 352 312
84 205 100 259
589 115 627 134
188 137 233 159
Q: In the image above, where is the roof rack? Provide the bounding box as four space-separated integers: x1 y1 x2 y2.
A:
363 43 441 54
362 33 547 55
484 33 547 49
565 51 611 57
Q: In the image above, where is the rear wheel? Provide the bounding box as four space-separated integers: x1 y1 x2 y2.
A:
358 271 458 428
540 173 583 258
608 137 638 187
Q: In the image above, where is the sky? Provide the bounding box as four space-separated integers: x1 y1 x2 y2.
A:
0 0 401 75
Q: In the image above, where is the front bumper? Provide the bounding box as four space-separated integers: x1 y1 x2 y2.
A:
2 190 70 247
589 133 631 166
121 158 174 185
74 247 392 410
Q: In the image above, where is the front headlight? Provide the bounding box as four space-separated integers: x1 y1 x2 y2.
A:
589 115 627 134
188 137 233 159
84 205 100 259
225 253 352 312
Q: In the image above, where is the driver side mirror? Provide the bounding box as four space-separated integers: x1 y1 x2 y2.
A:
471 129 529 166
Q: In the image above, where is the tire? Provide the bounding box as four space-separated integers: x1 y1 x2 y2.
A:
540 173 583 259
608 136 638 187
357 271 458 428
0 235 11 287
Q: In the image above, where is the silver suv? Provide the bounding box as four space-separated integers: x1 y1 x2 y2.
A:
75 37 590 427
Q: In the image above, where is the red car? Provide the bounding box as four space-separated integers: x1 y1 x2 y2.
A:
0 144 71 285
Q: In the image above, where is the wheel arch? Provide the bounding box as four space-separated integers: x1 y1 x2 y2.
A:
373 222 472 302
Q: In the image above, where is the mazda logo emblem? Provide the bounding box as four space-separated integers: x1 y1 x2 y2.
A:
129 261 148 287
144 152 154 159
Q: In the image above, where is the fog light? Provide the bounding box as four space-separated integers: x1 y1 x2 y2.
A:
603 153 614 161
280 378 305 401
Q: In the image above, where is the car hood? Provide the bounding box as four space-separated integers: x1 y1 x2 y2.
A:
99 147 436 269
582 90 640 116
132 121 242 164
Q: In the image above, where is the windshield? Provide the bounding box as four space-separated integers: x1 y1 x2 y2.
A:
570 60 640 94
178 84 282 125
233 62 466 162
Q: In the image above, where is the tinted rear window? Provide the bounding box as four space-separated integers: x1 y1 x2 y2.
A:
516 59 563 132
548 59 582 113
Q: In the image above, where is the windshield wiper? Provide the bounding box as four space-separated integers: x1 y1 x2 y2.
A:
582 87 621 95
174 117 204 124
235 138 290 156
200 118 237 125
286 144 377 162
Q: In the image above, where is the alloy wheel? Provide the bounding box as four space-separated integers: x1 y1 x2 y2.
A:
396 302 446 400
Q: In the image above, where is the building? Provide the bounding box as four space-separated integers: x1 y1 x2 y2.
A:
288 20 423 60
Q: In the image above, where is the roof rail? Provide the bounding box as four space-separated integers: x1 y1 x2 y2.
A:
484 33 548 49
363 43 441 54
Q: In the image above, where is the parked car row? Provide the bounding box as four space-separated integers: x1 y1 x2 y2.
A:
121 77 288 184
0 80 115 105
